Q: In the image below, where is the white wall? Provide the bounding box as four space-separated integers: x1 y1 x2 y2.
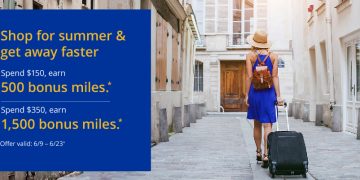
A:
291 0 360 127
332 0 360 104
193 0 295 112
268 0 292 51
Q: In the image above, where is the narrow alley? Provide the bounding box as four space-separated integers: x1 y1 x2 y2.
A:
62 114 360 180
1 0 360 180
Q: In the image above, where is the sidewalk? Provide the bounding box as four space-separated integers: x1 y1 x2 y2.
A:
239 115 360 179
62 114 360 180
279 117 360 179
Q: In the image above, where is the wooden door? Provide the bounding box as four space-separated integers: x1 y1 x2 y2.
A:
155 13 167 90
221 61 247 112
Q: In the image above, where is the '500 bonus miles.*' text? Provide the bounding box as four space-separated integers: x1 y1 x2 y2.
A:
1 81 112 93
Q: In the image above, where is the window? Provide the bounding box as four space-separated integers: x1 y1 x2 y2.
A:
192 0 205 35
112 0 133 9
256 0 267 30
205 0 215 33
33 1 43 9
335 0 351 13
233 0 242 44
203 0 229 34
244 0 254 41
199 0 267 43
82 0 94 9
141 0 150 9
217 0 228 33
339 0 349 3
231 0 265 45
194 61 203 92
3 0 16 9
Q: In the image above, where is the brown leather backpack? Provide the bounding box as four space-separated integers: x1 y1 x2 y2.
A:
252 52 273 90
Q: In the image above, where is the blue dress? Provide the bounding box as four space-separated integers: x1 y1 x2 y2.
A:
247 54 277 123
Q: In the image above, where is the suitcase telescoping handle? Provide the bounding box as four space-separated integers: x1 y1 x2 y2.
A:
275 101 290 131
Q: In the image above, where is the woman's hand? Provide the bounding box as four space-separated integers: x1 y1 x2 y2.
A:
245 96 249 106
277 96 284 106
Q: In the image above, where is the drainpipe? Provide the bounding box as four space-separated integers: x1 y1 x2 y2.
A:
325 0 337 131
325 0 335 105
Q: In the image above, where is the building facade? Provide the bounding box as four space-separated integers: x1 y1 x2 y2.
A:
149 0 205 145
0 0 142 9
291 0 360 138
191 0 294 112
0 0 203 179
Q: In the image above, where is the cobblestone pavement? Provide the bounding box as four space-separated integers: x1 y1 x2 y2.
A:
62 116 253 180
281 118 360 179
239 114 360 180
62 114 360 180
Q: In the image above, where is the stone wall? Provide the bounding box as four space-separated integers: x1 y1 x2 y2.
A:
289 101 342 132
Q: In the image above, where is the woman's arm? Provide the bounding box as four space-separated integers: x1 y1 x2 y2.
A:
271 53 281 99
245 53 253 106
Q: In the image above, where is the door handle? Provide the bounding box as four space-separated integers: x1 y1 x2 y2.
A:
353 85 356 96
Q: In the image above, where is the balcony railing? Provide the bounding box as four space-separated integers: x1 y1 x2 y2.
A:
195 35 206 47
226 34 251 47
195 34 252 48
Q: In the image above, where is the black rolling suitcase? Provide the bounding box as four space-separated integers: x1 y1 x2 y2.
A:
267 102 309 178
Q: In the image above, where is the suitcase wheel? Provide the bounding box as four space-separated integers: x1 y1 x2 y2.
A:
302 173 307 178
271 173 275 178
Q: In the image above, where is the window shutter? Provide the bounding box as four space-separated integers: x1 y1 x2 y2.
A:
178 35 183 90
155 13 162 90
155 13 167 91
171 28 179 91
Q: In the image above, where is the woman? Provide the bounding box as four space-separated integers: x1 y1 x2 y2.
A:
244 30 282 168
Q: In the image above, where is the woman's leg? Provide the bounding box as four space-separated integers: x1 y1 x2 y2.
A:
253 120 262 150
262 123 272 156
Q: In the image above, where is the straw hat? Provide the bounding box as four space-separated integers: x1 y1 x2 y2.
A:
246 30 271 49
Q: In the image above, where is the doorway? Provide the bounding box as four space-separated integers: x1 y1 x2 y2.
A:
220 61 247 112
346 43 360 134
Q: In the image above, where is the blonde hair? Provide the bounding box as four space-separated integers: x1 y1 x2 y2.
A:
251 46 269 52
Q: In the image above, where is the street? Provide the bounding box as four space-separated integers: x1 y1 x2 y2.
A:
62 114 360 180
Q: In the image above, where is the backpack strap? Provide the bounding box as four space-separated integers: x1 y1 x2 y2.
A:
268 51 274 65
255 51 271 66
